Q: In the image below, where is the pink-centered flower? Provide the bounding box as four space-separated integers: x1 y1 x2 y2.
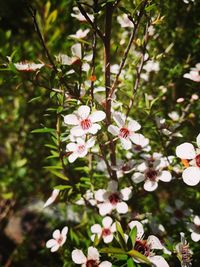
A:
95 180 132 216
46 226 68 252
66 137 95 163
108 112 144 150
72 246 112 267
43 189 60 208
176 133 200 186
131 157 172 192
91 216 116 244
128 221 169 267
188 215 200 242
64 105 106 137
14 62 44 72
183 63 200 82
70 29 90 39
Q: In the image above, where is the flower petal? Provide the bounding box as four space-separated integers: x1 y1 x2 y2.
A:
147 235 163 250
51 244 60 252
99 261 112 267
71 43 82 58
194 215 200 225
53 229 60 239
108 125 120 136
128 120 141 132
107 180 118 192
71 125 85 136
150 256 169 267
66 142 77 152
43 189 60 208
197 133 200 148
72 249 87 264
144 180 158 192
77 105 90 119
87 246 99 261
68 152 78 163
64 114 79 125
128 221 144 239
182 167 200 186
191 232 200 242
95 189 106 202
102 216 113 228
89 123 101 134
61 226 68 236
132 172 145 184
103 235 113 243
120 187 132 201
176 143 196 159
46 239 57 248
116 202 128 214
91 224 102 234
158 171 172 182
113 112 125 127
98 203 113 216
90 111 106 123
120 138 132 150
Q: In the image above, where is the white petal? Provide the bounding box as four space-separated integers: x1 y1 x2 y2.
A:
43 189 60 208
191 232 200 242
128 120 141 132
91 224 102 234
116 202 128 214
77 105 90 119
64 114 79 125
144 180 158 192
158 171 172 182
150 256 169 267
136 162 148 172
90 111 106 123
46 239 57 248
61 226 68 236
130 133 145 145
71 43 82 58
128 221 144 239
103 234 113 244
66 142 77 152
120 138 132 150
176 143 196 159
131 133 149 147
147 235 163 250
87 246 99 261
71 126 85 137
89 123 101 134
95 189 106 202
182 167 200 186
108 125 119 136
113 112 125 127
72 249 87 264
51 244 60 252
53 229 60 239
132 172 145 184
98 203 113 216
107 180 118 192
86 137 95 148
102 216 113 228
99 261 112 267
197 133 200 148
120 187 132 201
68 152 78 163
194 215 200 225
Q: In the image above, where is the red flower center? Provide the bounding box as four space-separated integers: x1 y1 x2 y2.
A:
86 260 98 267
81 118 92 130
57 236 63 244
119 127 130 138
134 239 150 257
102 228 111 237
195 154 200 167
108 193 120 205
145 169 158 182
78 145 85 153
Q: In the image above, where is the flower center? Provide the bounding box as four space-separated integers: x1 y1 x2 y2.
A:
102 228 111 237
86 260 98 267
77 145 85 154
57 236 63 244
119 127 130 138
81 118 92 130
195 154 200 167
109 193 120 205
134 145 142 151
134 240 150 257
145 169 158 182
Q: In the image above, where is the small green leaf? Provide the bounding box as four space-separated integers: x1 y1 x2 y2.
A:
31 127 56 133
116 221 127 250
54 185 71 190
127 257 136 267
50 170 69 180
28 96 42 103
127 226 137 249
128 250 151 265
100 247 126 255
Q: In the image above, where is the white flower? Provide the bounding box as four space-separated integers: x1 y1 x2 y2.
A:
72 246 112 267
117 14 133 28
128 221 169 267
183 63 200 82
64 105 106 137
70 29 90 39
143 60 160 73
66 137 95 163
132 135 150 153
188 216 200 242
111 159 135 179
43 189 60 208
46 226 68 252
76 189 97 206
14 62 44 72
91 216 116 244
132 157 172 192
175 133 200 186
71 7 94 22
95 180 132 216
108 112 144 150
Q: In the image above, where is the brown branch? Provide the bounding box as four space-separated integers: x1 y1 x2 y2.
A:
109 0 148 99
76 1 105 42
